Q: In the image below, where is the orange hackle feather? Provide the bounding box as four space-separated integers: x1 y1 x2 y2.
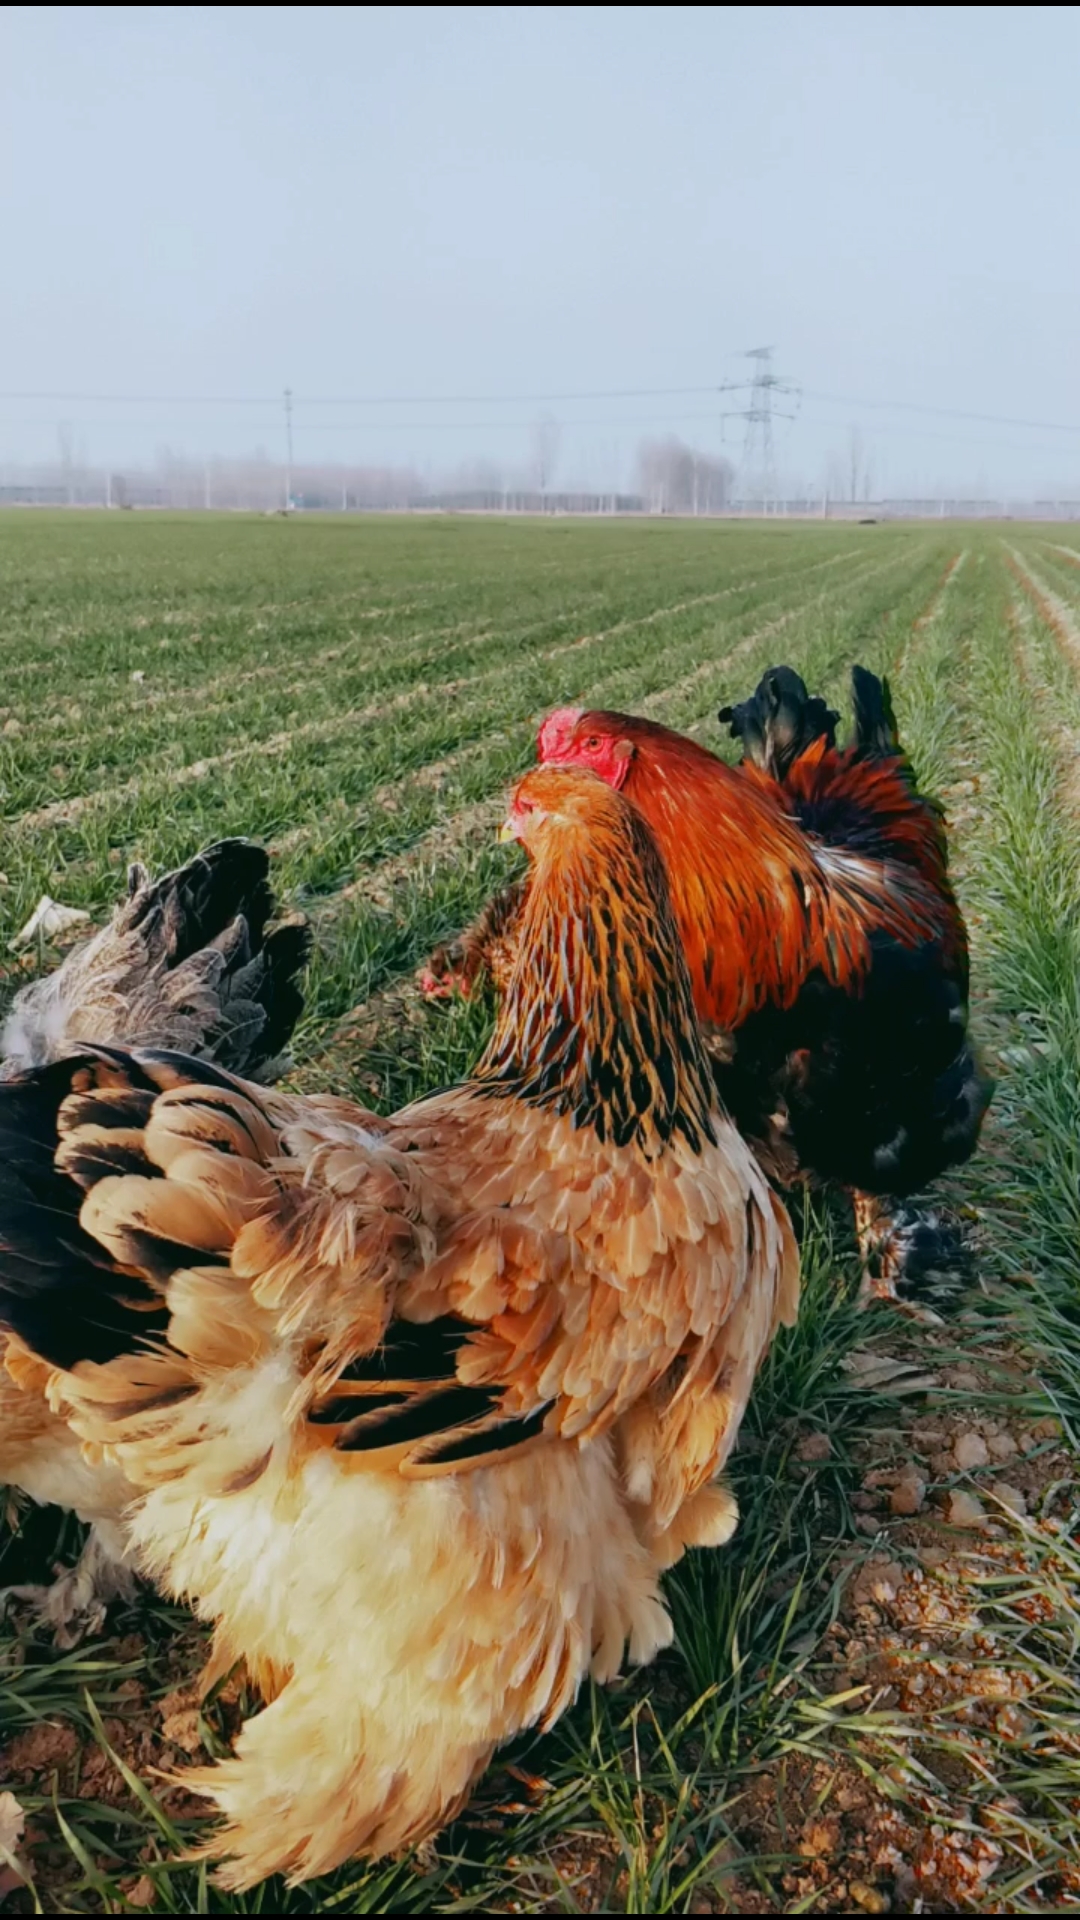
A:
475 766 717 1154
539 710 958 1032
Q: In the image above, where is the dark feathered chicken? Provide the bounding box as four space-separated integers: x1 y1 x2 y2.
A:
1 839 309 1084
0 840 311 1642
716 662 987 1293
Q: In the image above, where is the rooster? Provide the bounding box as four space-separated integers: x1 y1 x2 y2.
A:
0 767 797 1886
716 662 979 1286
425 699 990 1300
0 840 310 1643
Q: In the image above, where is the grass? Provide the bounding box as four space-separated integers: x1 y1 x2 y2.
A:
0 512 1079 1912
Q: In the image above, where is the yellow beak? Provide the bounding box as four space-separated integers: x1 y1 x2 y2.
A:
497 820 517 844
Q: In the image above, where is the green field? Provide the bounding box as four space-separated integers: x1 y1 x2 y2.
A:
2 512 1080 1912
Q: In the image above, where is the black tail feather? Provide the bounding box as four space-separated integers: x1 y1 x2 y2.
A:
850 665 901 758
247 918 311 1067
0 839 312 1082
129 839 276 966
207 915 313 1081
719 665 840 781
130 838 312 1075
889 1206 974 1302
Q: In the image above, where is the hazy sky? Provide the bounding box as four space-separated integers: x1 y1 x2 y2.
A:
3 5 1079 495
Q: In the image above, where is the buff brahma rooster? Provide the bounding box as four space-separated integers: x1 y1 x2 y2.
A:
0 767 797 1887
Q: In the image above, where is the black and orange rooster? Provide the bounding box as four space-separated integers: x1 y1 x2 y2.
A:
716 660 983 1286
424 681 990 1299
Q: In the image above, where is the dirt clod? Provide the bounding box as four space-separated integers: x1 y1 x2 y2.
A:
946 1489 987 1528
890 1469 927 1517
953 1430 990 1470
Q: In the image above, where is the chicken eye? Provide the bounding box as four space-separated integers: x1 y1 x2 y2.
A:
584 736 601 752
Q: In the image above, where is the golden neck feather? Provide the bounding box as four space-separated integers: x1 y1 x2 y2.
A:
473 806 716 1156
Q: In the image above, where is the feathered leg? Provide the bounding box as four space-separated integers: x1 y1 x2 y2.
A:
419 878 528 1001
852 1190 895 1301
183 1670 495 1890
1 1519 136 1648
850 1190 969 1310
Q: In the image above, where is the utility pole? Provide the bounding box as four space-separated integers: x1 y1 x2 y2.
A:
719 347 801 513
283 387 294 510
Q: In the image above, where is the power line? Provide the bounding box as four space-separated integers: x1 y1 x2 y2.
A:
0 384 722 408
297 385 724 406
0 409 726 432
803 388 1080 438
0 392 282 407
5 382 1080 439
3 409 1080 459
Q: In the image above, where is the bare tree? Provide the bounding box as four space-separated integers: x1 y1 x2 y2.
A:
58 421 74 505
636 437 734 515
847 427 861 502
824 451 845 502
532 415 561 508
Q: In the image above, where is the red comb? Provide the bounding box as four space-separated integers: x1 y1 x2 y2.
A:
537 707 583 760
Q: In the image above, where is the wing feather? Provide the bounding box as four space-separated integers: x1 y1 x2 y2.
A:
11 1049 795 1516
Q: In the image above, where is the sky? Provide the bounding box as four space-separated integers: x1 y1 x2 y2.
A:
2 4 1079 497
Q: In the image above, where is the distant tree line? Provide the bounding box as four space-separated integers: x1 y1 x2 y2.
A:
0 432 735 516
636 438 735 514
2 437 1070 518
